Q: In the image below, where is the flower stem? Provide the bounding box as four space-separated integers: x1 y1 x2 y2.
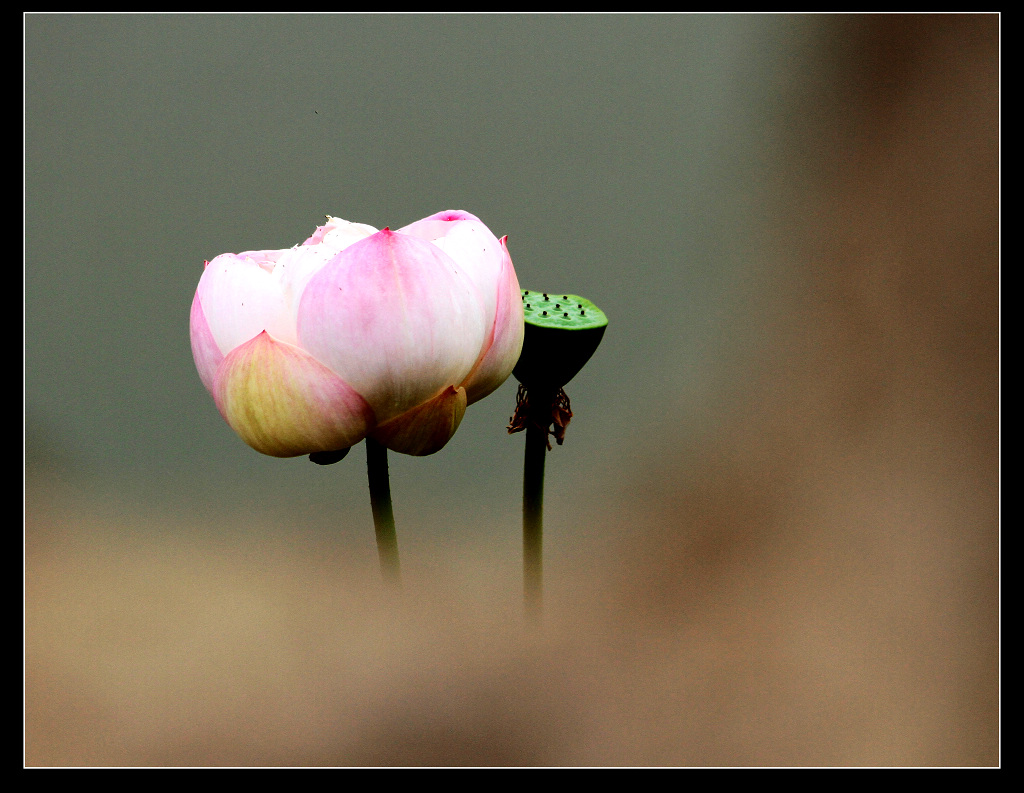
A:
522 388 555 622
365 436 401 588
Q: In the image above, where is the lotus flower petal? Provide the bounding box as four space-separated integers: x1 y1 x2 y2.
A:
370 384 467 456
302 216 378 249
214 331 374 458
399 210 505 334
460 236 525 404
189 287 225 395
297 229 487 424
197 251 298 349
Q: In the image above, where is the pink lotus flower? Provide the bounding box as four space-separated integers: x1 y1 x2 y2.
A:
190 211 524 457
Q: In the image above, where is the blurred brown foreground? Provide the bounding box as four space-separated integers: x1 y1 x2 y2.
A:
25 16 998 766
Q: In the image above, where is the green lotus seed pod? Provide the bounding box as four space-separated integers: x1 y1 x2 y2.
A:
513 290 608 392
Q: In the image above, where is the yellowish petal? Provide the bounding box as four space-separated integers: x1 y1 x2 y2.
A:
370 385 467 456
214 331 374 457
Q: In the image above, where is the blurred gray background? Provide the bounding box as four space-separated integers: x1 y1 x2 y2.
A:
25 14 998 766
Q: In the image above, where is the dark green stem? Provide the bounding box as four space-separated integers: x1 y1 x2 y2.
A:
523 389 554 622
365 436 401 588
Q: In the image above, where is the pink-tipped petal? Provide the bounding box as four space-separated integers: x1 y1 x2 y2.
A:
397 209 481 243
297 229 487 423
461 236 525 404
189 290 224 395
370 385 467 456
213 331 375 457
399 210 504 331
